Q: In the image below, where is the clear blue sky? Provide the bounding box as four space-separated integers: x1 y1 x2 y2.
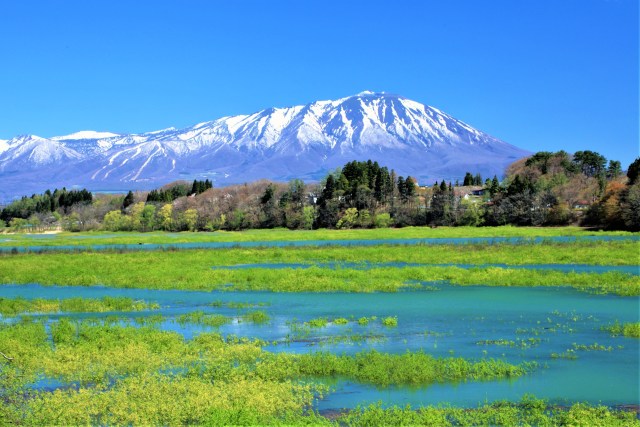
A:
1 0 637 166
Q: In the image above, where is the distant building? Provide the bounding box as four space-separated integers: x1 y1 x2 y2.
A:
573 200 590 210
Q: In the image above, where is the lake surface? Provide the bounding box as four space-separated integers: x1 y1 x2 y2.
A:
0 234 637 253
1 283 638 410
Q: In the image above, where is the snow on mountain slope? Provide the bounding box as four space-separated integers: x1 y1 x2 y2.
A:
52 130 120 140
0 135 83 169
0 92 530 200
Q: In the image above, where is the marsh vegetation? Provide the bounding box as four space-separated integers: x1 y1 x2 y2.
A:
0 227 637 425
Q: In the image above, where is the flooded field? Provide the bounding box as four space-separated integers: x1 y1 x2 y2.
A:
1 282 638 410
0 229 638 424
0 233 638 253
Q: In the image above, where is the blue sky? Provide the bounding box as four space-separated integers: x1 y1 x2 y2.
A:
1 0 637 166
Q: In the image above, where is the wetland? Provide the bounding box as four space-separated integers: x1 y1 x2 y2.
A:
0 227 638 425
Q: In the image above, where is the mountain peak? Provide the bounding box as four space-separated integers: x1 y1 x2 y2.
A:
0 93 530 201
52 130 121 140
10 134 48 144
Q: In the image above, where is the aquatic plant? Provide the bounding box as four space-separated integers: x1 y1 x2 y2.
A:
0 297 159 316
551 350 578 360
306 317 329 328
318 333 387 347
357 317 370 326
254 350 536 387
176 311 230 328
476 337 541 349
381 316 398 327
338 396 640 427
242 310 270 324
602 321 640 338
571 342 613 352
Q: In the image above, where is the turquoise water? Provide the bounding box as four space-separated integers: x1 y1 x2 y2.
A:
0 234 637 253
1 283 638 409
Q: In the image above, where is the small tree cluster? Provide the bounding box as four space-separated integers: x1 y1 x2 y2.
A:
146 180 211 203
462 172 483 186
315 160 415 229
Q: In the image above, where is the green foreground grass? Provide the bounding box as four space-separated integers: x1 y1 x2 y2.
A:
0 318 636 426
0 241 638 295
1 319 538 425
1 225 636 247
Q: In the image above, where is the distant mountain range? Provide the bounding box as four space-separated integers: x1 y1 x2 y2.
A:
0 91 530 201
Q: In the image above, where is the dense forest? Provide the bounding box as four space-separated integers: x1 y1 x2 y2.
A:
1 153 638 232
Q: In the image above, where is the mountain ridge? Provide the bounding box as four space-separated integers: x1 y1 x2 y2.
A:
0 92 530 201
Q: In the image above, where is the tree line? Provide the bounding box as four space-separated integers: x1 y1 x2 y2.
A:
1 153 637 232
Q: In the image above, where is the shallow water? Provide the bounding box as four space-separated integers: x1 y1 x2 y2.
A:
1 283 638 409
0 234 637 253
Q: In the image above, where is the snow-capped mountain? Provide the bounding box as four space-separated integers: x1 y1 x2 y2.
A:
0 135 83 168
0 92 530 201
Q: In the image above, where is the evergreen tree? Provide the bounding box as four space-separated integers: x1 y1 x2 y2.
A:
525 151 553 174
405 177 416 198
397 176 406 202
626 158 640 185
490 175 500 197
189 179 213 195
606 160 622 179
573 150 607 177
260 184 278 228
319 175 335 203
429 180 454 226
260 184 275 205
122 191 135 210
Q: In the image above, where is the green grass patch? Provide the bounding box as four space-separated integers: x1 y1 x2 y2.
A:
242 310 270 324
339 396 640 427
0 319 547 426
0 245 637 295
255 350 536 387
0 296 158 316
176 311 230 328
602 321 640 338
2 226 635 248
